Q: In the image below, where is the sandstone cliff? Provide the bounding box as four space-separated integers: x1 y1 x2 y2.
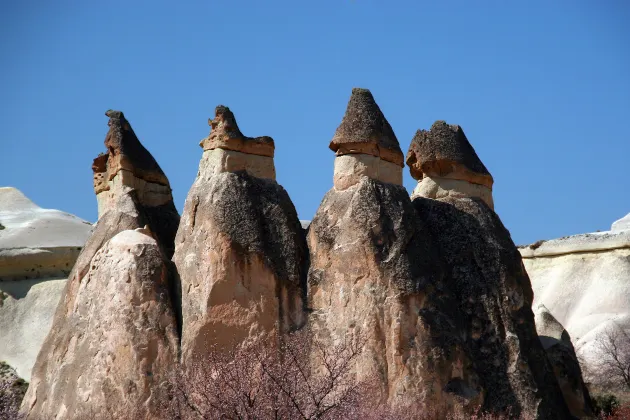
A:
408 122 570 418
20 111 181 420
308 89 483 413
0 187 92 380
520 213 630 378
173 105 308 363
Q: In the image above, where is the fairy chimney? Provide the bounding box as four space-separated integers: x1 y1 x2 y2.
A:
406 121 494 208
198 105 276 180
329 88 404 190
92 110 173 217
174 106 307 365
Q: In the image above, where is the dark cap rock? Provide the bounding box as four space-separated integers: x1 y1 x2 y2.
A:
99 110 170 187
200 105 275 157
329 88 404 167
406 121 493 188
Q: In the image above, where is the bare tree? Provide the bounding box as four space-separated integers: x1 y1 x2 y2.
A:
163 328 379 419
592 324 630 391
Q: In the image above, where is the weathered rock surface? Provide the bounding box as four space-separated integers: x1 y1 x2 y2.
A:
93 110 175 221
20 111 181 419
329 88 404 167
408 124 570 418
309 91 482 412
0 187 92 380
520 214 630 378
174 107 307 364
406 121 494 208
534 305 593 418
612 212 630 232
20 230 178 420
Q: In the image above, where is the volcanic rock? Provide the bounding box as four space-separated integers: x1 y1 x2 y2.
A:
20 111 181 419
329 88 403 190
409 126 570 417
534 305 593 418
174 107 307 364
0 187 92 380
308 93 482 412
406 121 494 208
519 215 630 380
93 110 174 219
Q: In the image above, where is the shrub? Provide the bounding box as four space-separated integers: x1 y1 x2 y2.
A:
592 393 621 417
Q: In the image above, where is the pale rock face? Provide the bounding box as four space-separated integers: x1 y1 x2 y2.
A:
410 176 494 209
308 177 482 411
612 212 630 232
412 196 570 419
520 226 630 375
534 305 593 418
198 148 276 181
174 109 307 367
0 187 92 380
332 153 402 190
20 230 178 420
96 169 173 217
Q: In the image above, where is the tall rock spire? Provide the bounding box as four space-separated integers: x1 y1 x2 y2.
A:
329 88 403 190
307 89 480 411
20 111 181 420
173 106 307 365
409 122 570 418
406 121 494 208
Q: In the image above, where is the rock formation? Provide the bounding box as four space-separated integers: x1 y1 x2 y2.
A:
408 122 570 418
20 111 180 420
173 105 308 363
0 187 92 380
308 88 482 413
406 121 494 209
520 213 630 377
534 305 593 418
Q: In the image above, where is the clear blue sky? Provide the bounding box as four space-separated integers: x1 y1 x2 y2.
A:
1 1 628 245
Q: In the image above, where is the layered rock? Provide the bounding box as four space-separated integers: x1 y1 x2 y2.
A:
174 106 307 362
20 111 181 420
330 88 403 189
534 305 593 418
93 110 174 225
406 121 494 209
409 125 570 418
520 214 630 377
308 89 482 412
0 187 92 380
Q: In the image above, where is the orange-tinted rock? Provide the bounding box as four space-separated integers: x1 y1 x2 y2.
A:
174 111 307 365
199 105 275 157
406 121 493 189
329 88 404 167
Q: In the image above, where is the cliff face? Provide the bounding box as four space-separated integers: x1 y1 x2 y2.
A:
173 106 308 365
408 122 570 418
520 214 630 377
20 111 180 420
0 188 92 380
8 93 592 419
308 89 483 412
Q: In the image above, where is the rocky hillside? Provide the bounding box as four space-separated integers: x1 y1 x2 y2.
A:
0 187 92 380
520 213 630 378
2 89 613 419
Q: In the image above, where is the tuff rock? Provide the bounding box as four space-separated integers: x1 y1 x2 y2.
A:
173 106 308 365
0 187 92 380
406 121 494 208
534 305 593 418
409 124 570 418
308 89 482 413
20 111 181 420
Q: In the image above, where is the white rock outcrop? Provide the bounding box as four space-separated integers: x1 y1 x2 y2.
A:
520 213 630 374
0 187 92 380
